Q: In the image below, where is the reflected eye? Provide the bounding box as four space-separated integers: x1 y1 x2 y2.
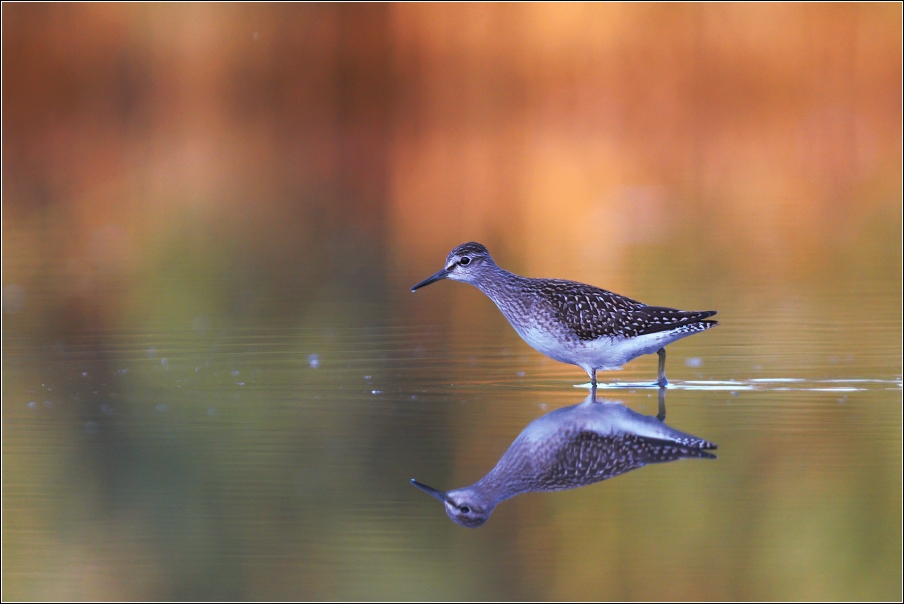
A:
460 505 471 513
459 257 471 266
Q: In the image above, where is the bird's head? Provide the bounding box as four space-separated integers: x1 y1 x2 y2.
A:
410 479 495 528
411 242 496 291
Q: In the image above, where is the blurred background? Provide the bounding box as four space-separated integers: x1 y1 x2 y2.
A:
3 4 901 600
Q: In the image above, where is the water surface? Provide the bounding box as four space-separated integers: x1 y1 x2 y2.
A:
3 268 901 600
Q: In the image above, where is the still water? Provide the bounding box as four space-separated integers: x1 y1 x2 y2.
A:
3 264 900 600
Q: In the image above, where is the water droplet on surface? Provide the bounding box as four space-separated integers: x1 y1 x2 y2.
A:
685 357 703 368
27 401 37 409
308 354 320 368
160 358 168 367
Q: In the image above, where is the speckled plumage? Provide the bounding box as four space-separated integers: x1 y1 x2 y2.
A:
411 393 717 527
529 430 714 491
412 242 717 385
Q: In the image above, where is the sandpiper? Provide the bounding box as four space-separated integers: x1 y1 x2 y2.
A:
412 391 717 527
412 242 717 387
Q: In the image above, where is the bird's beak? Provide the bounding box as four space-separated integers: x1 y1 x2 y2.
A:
411 268 450 292
410 478 450 503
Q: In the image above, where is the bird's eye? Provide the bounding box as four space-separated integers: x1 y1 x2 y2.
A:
459 257 471 266
460 505 471 513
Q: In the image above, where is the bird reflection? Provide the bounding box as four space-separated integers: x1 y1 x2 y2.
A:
411 389 716 527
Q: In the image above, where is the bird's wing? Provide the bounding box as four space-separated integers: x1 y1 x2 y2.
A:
541 281 717 341
629 306 718 336
531 431 715 492
539 281 643 340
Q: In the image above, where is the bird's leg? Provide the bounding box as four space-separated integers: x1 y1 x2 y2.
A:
590 368 597 395
656 348 668 388
656 384 666 422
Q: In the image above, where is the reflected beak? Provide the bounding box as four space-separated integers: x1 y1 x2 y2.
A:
410 478 450 503
411 268 450 292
